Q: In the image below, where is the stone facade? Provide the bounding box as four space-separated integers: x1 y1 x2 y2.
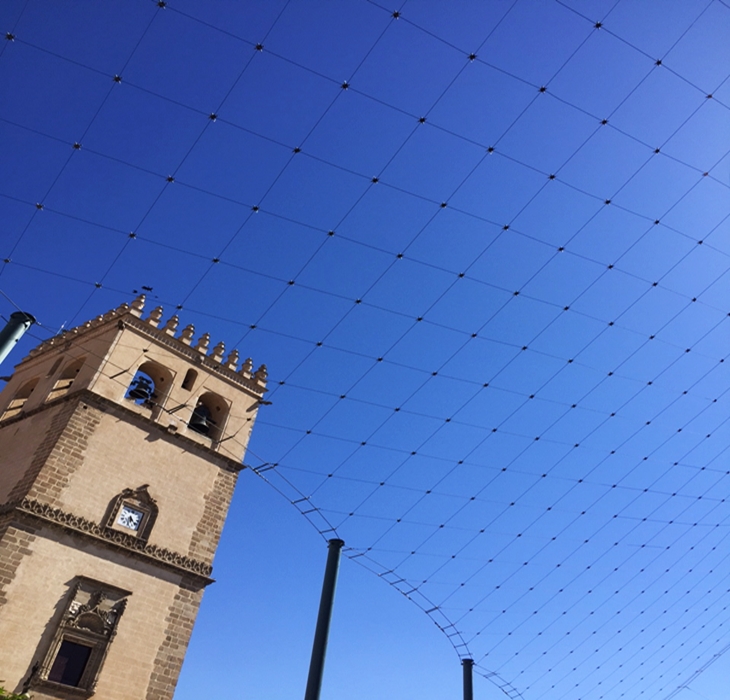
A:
0 296 266 699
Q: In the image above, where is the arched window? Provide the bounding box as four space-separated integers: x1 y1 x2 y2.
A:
188 391 229 442
124 361 173 411
126 373 155 405
46 357 63 377
181 368 197 391
46 357 85 403
1 377 39 421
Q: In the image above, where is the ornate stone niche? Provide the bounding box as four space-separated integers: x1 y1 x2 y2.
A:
105 484 158 541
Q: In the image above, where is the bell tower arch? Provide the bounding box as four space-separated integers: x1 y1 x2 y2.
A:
0 296 267 699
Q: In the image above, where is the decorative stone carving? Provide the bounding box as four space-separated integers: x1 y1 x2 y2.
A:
194 333 210 354
9 498 213 579
210 341 225 362
225 349 239 371
65 584 127 638
31 577 130 695
105 484 159 541
162 314 179 335
240 357 253 377
146 306 164 327
179 324 195 345
254 364 268 384
130 294 145 316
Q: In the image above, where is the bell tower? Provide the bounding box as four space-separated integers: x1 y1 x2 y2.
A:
0 296 267 699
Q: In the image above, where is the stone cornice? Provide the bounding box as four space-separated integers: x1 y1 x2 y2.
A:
2 498 214 586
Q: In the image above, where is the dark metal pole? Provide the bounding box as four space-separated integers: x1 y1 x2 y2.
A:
462 658 474 700
304 538 345 700
0 311 36 367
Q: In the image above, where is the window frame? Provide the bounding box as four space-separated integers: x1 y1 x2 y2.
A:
0 377 39 421
31 577 131 697
47 638 94 687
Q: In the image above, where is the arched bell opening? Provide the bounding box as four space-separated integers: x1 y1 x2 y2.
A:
188 391 229 443
126 373 155 405
46 357 86 403
125 361 173 415
1 377 39 421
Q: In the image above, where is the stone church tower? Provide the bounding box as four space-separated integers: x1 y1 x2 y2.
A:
0 296 267 699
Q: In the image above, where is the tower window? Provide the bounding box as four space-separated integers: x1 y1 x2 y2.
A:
0 377 39 421
30 578 130 695
188 401 215 436
188 391 229 442
46 357 63 377
126 372 155 405
46 357 85 402
181 368 197 390
125 361 173 411
48 640 93 687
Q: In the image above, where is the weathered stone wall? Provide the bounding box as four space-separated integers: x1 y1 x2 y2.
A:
0 521 206 699
0 515 37 608
0 394 236 697
145 576 205 700
0 402 70 504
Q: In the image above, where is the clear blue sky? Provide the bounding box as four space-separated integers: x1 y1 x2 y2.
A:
1 1 729 699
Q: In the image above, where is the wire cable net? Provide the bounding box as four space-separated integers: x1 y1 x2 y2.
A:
1 1 729 698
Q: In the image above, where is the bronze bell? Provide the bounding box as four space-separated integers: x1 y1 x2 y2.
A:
128 376 153 402
189 403 213 435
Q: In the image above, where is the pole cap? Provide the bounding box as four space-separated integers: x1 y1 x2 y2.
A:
10 311 36 325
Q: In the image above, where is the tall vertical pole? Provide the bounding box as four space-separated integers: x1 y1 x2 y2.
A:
462 658 474 700
0 311 35 367
304 538 345 700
